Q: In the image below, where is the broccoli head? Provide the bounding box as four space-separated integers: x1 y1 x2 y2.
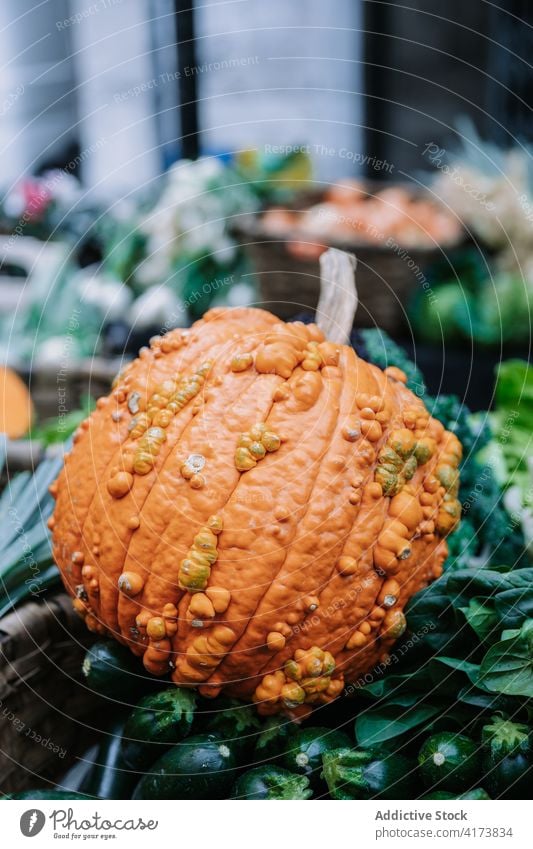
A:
460 457 526 567
427 393 492 459
353 328 426 396
353 329 525 568
445 518 479 570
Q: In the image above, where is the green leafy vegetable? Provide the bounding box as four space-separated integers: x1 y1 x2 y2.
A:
355 704 441 747
484 359 533 557
459 598 499 642
409 261 533 348
357 568 533 745
0 449 63 615
478 620 533 697
357 332 525 569
29 395 95 446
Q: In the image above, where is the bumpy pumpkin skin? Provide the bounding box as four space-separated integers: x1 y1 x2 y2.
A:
50 307 461 717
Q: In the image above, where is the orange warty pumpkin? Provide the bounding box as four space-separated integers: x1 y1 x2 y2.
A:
50 307 461 716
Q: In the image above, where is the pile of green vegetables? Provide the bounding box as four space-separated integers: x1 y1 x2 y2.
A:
0 399 94 614
2 331 532 801
0 441 63 617
409 251 533 348
5 640 530 801
0 398 94 615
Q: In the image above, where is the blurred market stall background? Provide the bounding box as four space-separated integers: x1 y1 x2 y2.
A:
1 0 531 425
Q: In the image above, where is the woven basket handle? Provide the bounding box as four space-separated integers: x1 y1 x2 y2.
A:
315 248 358 344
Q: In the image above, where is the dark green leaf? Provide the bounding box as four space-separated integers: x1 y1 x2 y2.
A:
495 582 533 630
459 598 500 641
456 686 502 709
361 671 426 700
405 579 457 654
447 569 511 608
434 656 481 685
478 620 533 697
355 704 441 747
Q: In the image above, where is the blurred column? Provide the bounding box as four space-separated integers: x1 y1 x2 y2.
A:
151 0 181 168
195 0 363 181
0 0 78 186
174 0 198 159
486 0 533 145
69 0 161 200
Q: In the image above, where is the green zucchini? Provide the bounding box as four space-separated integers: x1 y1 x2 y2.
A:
197 698 262 757
121 687 196 770
322 747 417 800
81 718 138 800
481 716 532 799
253 715 295 764
282 726 352 788
56 744 99 795
82 641 153 703
133 733 236 799
418 732 480 792
232 766 312 800
423 789 491 800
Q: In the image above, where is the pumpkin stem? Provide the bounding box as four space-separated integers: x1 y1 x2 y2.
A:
316 248 358 344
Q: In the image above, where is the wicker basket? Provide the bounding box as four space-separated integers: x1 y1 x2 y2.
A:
18 356 122 423
0 593 99 794
233 209 461 333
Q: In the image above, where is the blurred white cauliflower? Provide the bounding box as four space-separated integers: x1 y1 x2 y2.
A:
430 123 533 281
137 157 254 287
